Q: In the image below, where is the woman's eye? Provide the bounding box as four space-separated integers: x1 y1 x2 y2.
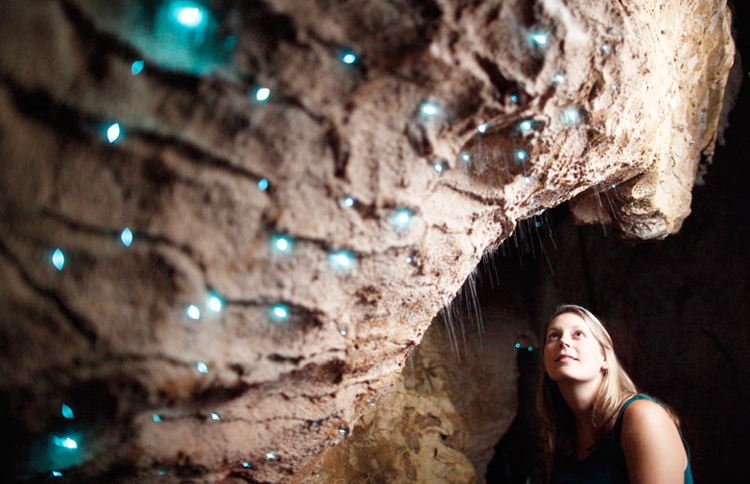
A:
547 334 559 341
575 331 585 337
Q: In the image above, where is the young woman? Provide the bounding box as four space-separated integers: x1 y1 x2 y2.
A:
537 304 693 484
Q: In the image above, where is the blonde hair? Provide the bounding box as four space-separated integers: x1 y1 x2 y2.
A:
536 304 638 460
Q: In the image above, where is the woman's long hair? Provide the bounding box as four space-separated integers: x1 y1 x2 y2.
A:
536 304 638 461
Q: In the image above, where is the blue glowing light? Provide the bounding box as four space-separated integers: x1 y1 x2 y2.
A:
197 361 208 373
563 106 581 125
601 44 611 54
52 471 63 478
342 52 357 64
553 73 565 84
131 60 145 75
477 123 488 133
255 87 271 102
535 221 542 227
186 304 201 320
242 462 250 468
392 209 412 230
329 251 354 269
312 421 319 427
208 294 222 312
514 149 528 162
342 196 355 208
173 2 206 28
61 404 74 419
271 304 289 320
211 412 220 420
52 248 65 271
511 95 518 103
121 228 133 247
153 414 162 422
530 32 548 46
339 328 347 336
460 151 470 163
272 235 292 253
106 123 121 143
527 346 533 352
158 470 166 475
433 163 444 173
53 436 78 450
266 452 276 460
519 120 533 133
421 103 439 117
258 178 269 191
515 342 521 349
406 256 413 264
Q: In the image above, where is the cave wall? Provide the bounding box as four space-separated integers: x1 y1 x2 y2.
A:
0 0 737 482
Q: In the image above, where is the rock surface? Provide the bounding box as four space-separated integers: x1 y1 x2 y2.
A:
0 0 734 482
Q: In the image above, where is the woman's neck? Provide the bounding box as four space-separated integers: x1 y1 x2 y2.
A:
557 376 601 421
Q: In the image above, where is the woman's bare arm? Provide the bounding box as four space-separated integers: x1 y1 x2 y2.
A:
621 399 688 484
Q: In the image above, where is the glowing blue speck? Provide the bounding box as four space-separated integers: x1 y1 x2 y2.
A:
258 178 269 191
312 421 319 427
519 120 533 133
131 60 145 75
339 328 347 336
273 235 292 253
120 228 133 247
342 196 355 207
342 52 357 64
208 295 222 312
553 74 565 84
460 152 470 162
433 163 444 173
530 32 548 46
52 471 63 477
272 304 289 320
158 470 166 475
197 361 208 373
153 414 161 422
62 404 74 419
477 123 488 133
242 462 250 468
255 87 271 102
611 184 617 189
406 256 413 264
511 95 518 103
527 346 533 352
563 106 581 125
393 209 412 229
211 412 220 420
266 452 276 460
535 221 542 227
54 436 78 450
106 123 121 143
602 44 611 54
514 150 528 162
52 248 65 270
421 103 439 117
329 251 354 269
186 304 201 320
515 343 521 349
174 3 205 28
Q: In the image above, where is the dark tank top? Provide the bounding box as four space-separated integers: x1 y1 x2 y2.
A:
550 395 693 484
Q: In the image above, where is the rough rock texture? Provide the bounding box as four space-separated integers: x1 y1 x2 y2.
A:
0 0 735 483
299 295 529 484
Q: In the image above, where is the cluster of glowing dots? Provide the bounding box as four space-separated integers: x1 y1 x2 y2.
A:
255 87 271 102
107 123 121 143
341 52 357 64
515 342 534 351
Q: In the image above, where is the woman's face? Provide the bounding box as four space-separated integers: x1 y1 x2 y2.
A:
543 312 608 384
